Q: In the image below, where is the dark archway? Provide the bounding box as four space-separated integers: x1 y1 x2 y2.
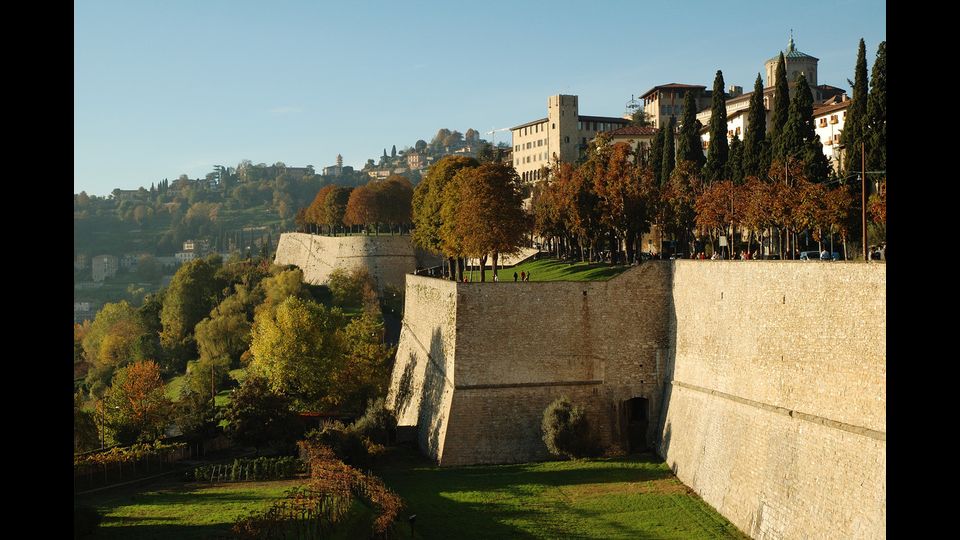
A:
624 397 649 453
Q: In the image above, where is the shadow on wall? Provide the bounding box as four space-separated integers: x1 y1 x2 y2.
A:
393 353 417 419
655 264 678 461
417 326 451 461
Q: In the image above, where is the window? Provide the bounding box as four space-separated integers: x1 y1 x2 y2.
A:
819 118 827 127
552 123 556 129
833 133 840 143
565 136 570 143
578 121 582 130
735 127 741 136
702 141 709 149
830 115 838 124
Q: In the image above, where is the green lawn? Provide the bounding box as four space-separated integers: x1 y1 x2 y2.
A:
78 479 304 539
467 257 631 283
377 451 747 540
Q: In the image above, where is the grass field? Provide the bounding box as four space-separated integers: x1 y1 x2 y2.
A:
78 479 304 539
376 451 747 539
76 450 746 539
466 257 631 283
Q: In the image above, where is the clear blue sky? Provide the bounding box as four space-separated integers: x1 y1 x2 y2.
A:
75 0 886 196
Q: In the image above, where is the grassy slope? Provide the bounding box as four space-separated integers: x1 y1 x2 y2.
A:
467 257 631 282
377 452 748 539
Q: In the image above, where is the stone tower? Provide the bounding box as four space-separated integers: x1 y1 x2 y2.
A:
547 95 580 164
336 154 343 168
765 36 819 88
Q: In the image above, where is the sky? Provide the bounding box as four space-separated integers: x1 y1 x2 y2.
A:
74 0 886 196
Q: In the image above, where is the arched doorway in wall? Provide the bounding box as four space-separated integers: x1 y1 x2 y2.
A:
623 397 649 453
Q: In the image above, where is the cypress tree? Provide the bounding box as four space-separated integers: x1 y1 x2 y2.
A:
771 53 789 160
704 70 728 182
841 38 868 174
866 41 886 171
780 73 815 161
743 74 767 177
391 145 397 158
676 90 704 167
661 116 677 183
729 135 744 184
650 127 665 186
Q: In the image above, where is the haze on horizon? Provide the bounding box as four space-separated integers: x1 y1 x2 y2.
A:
75 0 886 197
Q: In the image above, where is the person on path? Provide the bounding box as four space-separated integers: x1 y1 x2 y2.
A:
526 271 531 282
520 271 526 281
514 272 518 282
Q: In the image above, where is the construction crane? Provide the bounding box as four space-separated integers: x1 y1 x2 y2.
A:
485 127 511 148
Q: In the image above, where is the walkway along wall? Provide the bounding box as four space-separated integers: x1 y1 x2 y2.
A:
386 260 885 539
274 233 441 290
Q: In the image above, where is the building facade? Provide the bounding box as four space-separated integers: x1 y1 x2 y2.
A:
511 95 629 184
813 96 851 171
640 84 711 129
91 255 118 282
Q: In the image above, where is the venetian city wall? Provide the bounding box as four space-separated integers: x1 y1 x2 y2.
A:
386 260 885 539
274 233 441 290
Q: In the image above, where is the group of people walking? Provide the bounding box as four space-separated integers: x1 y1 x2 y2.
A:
459 270 532 282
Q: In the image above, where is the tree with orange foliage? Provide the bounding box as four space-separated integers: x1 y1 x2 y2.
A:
661 161 703 256
378 175 414 233
446 162 526 281
868 178 886 225
343 185 380 234
104 360 173 444
590 140 651 263
306 185 335 233
695 180 739 257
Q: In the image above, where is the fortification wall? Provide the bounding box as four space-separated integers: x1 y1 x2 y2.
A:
385 276 459 460
658 261 885 539
273 233 440 290
386 259 886 538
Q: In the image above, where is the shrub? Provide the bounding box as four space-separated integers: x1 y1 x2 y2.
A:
541 396 595 459
305 421 369 468
351 398 397 445
74 505 102 538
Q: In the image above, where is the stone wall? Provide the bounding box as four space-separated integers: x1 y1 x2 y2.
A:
386 259 885 539
273 233 441 290
659 261 885 539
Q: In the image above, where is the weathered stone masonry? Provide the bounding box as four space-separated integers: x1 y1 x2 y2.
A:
274 233 441 290
386 260 885 539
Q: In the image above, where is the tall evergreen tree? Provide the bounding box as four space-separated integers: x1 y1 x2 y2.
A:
391 145 397 158
771 53 790 160
650 127 665 186
866 41 886 172
661 116 677 183
703 70 728 182
676 90 704 167
743 74 767 177
728 135 744 184
841 38 868 174
779 73 815 160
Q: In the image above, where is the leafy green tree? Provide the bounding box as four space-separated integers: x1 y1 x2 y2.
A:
159 258 225 366
661 116 676 184
778 73 815 160
175 388 220 442
82 301 146 378
841 38 868 173
866 41 886 171
135 255 162 283
676 90 704 168
194 312 251 368
630 108 652 127
743 74 768 178
336 311 394 412
220 376 300 453
411 156 479 280
250 296 346 409
327 268 378 310
704 70 729 182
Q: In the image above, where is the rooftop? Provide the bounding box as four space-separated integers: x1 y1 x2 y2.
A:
639 83 707 100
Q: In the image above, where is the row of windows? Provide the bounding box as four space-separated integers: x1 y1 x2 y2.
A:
515 139 547 152
520 152 548 164
519 123 548 137
816 113 844 127
521 169 545 182
577 120 621 132
660 104 684 116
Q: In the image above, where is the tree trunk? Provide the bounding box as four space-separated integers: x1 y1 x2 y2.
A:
447 257 455 280
625 230 635 264
479 254 487 282
492 251 499 281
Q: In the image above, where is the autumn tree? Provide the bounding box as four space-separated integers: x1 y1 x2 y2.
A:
306 185 335 233
378 175 414 233
343 185 380 234
695 179 738 257
591 140 650 263
703 70 729 182
105 360 173 445
335 311 394 412
323 186 352 235
662 161 703 254
411 155 479 280
446 162 526 280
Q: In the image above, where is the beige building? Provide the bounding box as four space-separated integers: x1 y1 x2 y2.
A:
511 95 629 184
91 254 118 282
602 125 658 156
813 95 851 170
640 84 710 129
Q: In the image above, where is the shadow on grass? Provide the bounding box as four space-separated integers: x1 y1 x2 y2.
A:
374 451 683 539
90 523 232 540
